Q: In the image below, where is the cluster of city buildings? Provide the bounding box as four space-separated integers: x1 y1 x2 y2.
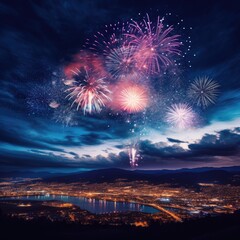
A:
0 178 240 226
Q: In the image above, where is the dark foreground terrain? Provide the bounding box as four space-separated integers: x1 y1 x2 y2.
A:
1 211 240 240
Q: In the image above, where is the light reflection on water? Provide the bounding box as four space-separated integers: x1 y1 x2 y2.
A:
3 195 159 214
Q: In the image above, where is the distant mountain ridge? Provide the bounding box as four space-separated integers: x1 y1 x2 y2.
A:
0 171 68 179
40 167 240 187
0 166 240 178
135 166 240 175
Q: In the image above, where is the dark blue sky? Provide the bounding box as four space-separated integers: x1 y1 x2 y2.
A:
0 0 240 172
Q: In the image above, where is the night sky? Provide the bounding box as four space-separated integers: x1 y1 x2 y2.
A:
1 0 240 173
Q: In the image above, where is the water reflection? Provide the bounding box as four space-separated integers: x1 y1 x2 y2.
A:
3 195 159 214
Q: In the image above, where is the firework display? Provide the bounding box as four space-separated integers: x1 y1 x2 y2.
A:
127 14 181 74
106 45 140 80
118 85 148 113
129 146 139 168
65 67 111 114
188 77 220 108
166 103 196 129
26 13 220 167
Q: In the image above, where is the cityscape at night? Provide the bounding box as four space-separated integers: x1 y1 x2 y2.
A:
1 170 240 223
0 0 240 239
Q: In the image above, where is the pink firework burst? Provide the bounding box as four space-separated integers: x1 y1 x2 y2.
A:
85 22 131 56
166 103 196 129
64 51 106 79
127 14 181 74
65 67 111 114
85 22 142 80
118 84 148 113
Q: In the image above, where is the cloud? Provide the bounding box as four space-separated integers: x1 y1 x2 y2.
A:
68 151 80 159
167 138 188 143
0 147 130 171
0 127 240 171
80 133 111 145
188 129 240 157
0 128 65 152
139 128 240 162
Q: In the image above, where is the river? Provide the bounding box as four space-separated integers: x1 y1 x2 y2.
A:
1 195 159 214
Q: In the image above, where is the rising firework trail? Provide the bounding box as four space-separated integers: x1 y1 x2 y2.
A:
127 14 181 74
65 67 111 114
128 144 140 168
166 103 196 129
188 77 220 108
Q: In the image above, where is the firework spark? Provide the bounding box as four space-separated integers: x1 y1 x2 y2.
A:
63 79 76 86
85 22 130 55
188 77 220 108
118 85 148 113
166 103 196 129
65 68 111 114
49 101 60 109
52 107 78 127
127 14 181 74
26 84 61 115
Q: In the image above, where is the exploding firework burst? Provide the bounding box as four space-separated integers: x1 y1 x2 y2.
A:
85 22 130 55
166 103 196 129
106 45 141 80
127 14 181 74
188 77 220 108
85 22 142 80
118 85 148 113
65 67 111 114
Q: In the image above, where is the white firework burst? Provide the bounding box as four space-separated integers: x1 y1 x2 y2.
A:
166 103 196 129
188 77 220 108
118 85 148 113
65 68 111 114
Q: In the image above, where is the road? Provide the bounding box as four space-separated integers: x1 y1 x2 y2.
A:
149 203 182 222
